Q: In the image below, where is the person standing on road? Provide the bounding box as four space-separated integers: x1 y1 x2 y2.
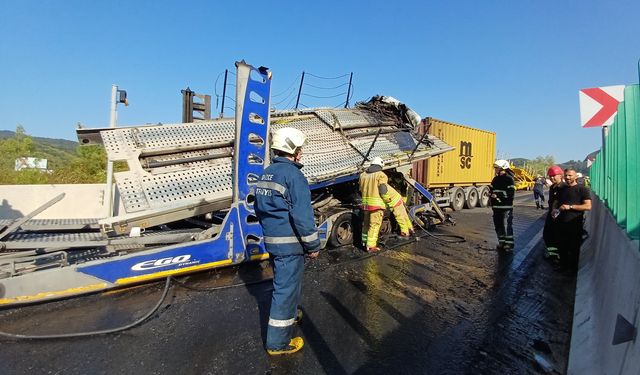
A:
543 166 565 262
359 157 414 252
555 168 591 271
489 160 516 251
255 127 320 356
533 175 546 209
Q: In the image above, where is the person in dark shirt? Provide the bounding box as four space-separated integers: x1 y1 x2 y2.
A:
489 159 516 251
543 166 565 262
554 168 591 271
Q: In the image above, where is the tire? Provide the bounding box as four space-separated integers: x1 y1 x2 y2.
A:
328 213 355 247
478 186 490 208
379 217 392 236
464 187 479 209
450 188 465 211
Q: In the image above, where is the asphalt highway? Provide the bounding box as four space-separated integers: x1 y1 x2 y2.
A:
0 191 574 374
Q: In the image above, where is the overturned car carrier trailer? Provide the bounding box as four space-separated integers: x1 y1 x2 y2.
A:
0 61 454 307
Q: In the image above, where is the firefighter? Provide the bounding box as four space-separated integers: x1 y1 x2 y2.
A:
543 165 565 262
359 157 414 253
383 183 415 237
254 127 320 355
489 160 516 250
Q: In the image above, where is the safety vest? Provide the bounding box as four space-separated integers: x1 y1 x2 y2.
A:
359 169 387 211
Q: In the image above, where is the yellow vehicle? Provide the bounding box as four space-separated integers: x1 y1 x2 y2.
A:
510 164 535 190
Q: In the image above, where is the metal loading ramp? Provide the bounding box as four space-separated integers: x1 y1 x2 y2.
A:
83 106 453 235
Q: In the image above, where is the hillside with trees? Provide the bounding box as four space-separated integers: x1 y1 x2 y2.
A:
1 126 596 185
0 126 108 184
511 155 590 176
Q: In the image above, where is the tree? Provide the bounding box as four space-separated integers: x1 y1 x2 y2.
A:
0 126 112 184
0 125 42 184
559 160 589 176
524 155 555 176
51 145 107 183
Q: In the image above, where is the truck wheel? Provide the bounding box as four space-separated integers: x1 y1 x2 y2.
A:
478 186 490 208
464 187 479 209
329 213 355 247
379 217 392 236
450 188 465 211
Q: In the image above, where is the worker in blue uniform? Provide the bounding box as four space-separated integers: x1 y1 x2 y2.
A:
490 159 516 251
254 127 320 355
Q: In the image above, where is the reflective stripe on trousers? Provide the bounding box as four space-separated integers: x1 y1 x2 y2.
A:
391 204 413 234
266 253 305 350
362 210 384 248
264 232 318 246
492 208 514 245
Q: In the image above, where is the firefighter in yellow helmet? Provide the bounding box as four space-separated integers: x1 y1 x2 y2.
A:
359 157 414 252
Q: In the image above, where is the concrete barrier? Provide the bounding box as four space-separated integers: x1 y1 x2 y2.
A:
0 184 122 219
568 196 640 375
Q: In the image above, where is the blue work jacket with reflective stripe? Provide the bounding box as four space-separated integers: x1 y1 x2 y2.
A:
254 157 320 256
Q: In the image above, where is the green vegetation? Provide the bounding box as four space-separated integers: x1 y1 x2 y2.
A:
0 126 108 184
558 159 589 175
511 155 556 177
1 126 595 185
511 155 590 176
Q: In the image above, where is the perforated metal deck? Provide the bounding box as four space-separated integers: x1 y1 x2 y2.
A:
94 107 453 233
0 218 101 231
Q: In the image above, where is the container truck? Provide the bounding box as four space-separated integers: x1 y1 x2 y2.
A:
411 117 496 210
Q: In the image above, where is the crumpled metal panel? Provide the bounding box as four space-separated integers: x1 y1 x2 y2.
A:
98 108 453 222
313 108 393 130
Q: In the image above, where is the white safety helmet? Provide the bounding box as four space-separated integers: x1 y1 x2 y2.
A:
576 172 583 178
371 157 384 167
271 127 307 155
493 159 510 170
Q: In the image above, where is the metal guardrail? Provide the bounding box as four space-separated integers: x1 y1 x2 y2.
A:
590 84 639 243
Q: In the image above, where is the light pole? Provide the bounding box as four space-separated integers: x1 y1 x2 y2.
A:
105 84 127 218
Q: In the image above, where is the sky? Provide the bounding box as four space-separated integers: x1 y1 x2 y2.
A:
1 0 638 163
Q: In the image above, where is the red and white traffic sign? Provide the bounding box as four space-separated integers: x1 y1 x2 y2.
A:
579 85 625 128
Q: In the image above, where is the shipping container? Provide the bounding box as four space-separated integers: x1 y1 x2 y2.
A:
412 117 496 210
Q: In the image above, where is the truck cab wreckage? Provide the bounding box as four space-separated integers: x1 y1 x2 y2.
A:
0 61 454 307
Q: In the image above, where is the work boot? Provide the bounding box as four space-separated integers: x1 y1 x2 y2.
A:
503 243 513 252
496 243 505 251
267 337 304 355
366 246 381 253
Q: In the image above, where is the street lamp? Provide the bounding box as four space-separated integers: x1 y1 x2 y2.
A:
105 84 128 218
